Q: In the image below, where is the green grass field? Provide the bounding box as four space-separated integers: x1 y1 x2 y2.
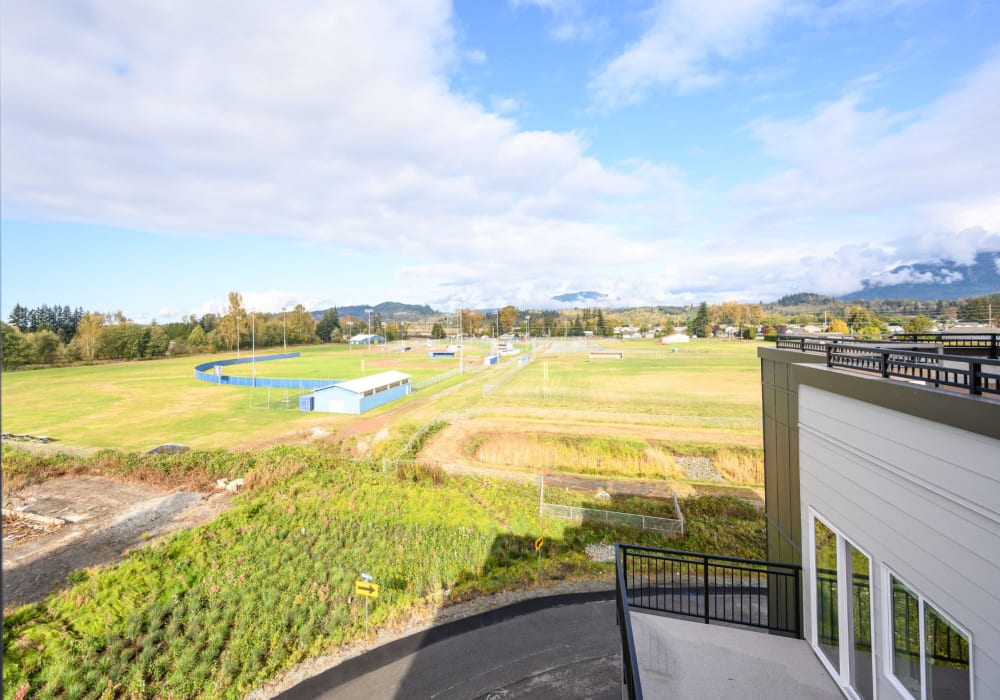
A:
0 344 480 451
491 341 761 420
1 339 763 453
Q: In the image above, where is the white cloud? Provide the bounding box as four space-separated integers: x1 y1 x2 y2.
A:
729 53 1000 257
589 0 790 109
511 0 604 42
0 1 676 277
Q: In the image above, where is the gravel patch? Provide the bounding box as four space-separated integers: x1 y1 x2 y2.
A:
584 543 616 562
675 455 724 482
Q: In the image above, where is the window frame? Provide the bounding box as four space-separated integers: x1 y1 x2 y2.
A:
882 567 975 700
809 509 877 700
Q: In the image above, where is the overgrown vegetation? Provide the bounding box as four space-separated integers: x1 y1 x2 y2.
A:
462 432 763 485
467 432 682 479
2 444 763 699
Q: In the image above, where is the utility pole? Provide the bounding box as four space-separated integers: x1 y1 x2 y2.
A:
282 307 286 353
458 297 464 375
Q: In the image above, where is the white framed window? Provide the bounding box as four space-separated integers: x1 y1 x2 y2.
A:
809 510 876 700
884 569 972 700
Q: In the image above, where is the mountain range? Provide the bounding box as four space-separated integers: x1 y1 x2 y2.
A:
843 251 1000 301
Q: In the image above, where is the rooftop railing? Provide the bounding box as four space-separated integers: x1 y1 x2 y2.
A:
775 335 1000 396
776 332 999 359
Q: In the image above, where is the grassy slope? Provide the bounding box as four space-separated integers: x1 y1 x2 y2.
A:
1 446 762 699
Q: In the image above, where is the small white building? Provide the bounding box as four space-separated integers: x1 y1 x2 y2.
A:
303 370 411 414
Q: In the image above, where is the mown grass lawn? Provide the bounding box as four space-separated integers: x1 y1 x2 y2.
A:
0 345 475 452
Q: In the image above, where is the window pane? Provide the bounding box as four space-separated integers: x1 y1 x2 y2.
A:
891 576 921 697
848 545 873 699
925 605 970 700
815 519 839 670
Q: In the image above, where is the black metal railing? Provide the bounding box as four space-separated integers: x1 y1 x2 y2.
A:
890 332 999 359
616 545 643 700
776 332 1000 359
617 544 802 636
825 343 1000 396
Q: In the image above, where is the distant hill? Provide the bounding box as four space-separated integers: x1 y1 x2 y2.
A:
312 301 437 321
777 293 838 307
552 291 607 304
843 251 1000 301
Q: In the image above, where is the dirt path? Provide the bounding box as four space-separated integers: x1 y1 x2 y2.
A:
2 476 232 609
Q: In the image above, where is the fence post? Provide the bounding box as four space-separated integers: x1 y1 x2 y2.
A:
881 351 890 378
794 567 802 638
970 361 983 395
703 556 710 624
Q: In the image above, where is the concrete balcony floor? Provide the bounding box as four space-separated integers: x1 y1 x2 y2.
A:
630 611 843 699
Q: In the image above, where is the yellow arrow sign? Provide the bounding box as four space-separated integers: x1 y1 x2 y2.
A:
355 580 380 598
534 536 544 552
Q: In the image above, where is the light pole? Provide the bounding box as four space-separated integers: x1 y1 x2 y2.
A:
526 315 531 348
251 311 256 387
458 297 464 375
366 309 373 352
348 320 353 351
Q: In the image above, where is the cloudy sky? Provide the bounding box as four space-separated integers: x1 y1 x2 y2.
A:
2 0 999 322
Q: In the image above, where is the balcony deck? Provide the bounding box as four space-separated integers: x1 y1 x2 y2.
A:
630 610 841 699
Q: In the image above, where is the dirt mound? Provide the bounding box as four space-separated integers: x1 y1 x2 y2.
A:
2 476 233 609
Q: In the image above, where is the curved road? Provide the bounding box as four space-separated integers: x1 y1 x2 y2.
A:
276 592 619 700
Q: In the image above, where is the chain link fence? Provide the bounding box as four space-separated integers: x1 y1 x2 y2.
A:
540 492 684 536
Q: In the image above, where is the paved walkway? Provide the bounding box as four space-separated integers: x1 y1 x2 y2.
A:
630 610 842 698
276 593 618 699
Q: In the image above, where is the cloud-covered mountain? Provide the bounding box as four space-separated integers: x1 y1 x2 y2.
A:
551 291 608 304
843 252 1000 301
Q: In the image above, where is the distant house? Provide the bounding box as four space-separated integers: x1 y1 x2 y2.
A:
348 333 385 345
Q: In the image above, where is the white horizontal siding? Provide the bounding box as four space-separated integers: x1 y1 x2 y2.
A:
798 385 1000 700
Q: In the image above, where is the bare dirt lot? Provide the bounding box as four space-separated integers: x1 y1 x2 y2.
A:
2 475 233 609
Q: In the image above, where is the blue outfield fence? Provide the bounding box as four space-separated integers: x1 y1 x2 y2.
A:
192 353 341 390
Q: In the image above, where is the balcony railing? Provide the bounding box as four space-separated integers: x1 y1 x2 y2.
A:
776 332 1000 359
617 544 802 634
774 336 1000 396
615 544 803 698
616 545 643 700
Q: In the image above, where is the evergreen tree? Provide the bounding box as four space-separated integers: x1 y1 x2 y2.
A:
8 304 29 331
690 302 712 338
316 308 342 342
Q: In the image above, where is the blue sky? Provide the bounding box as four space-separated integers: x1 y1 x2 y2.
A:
2 0 999 323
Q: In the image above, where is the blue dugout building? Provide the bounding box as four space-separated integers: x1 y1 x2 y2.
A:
304 370 411 414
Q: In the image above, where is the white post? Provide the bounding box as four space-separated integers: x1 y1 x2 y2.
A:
367 309 373 352
539 474 544 514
